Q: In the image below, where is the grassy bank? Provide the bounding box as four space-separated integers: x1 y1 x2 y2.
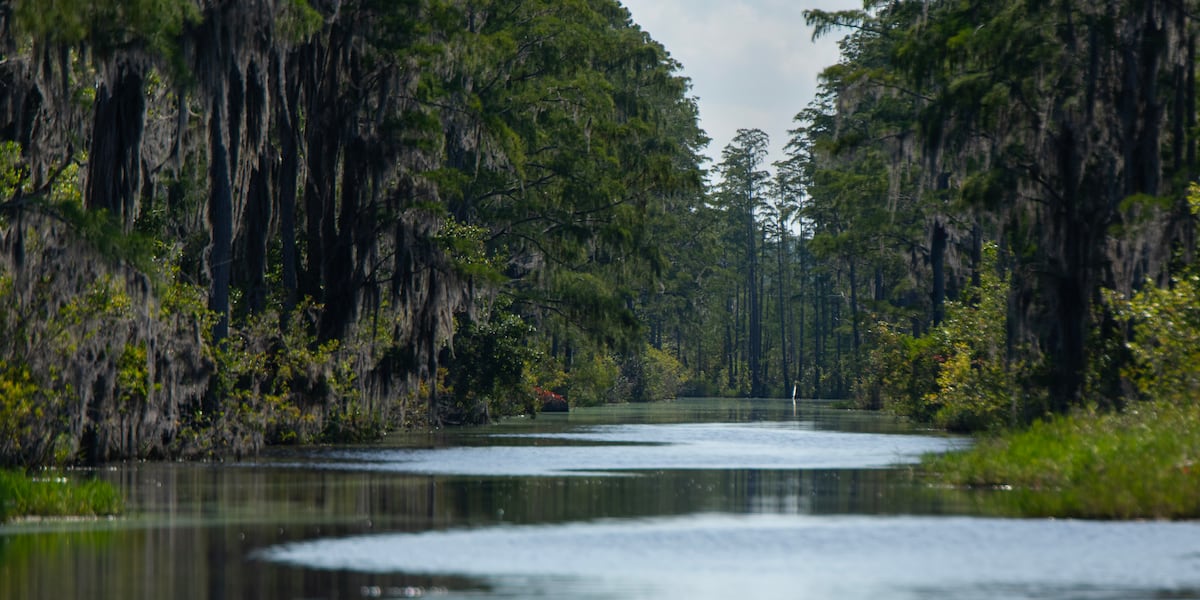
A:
923 402 1200 519
0 470 122 522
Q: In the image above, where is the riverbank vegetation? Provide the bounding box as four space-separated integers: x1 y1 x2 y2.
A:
926 403 1200 519
0 0 705 466
648 0 1200 440
684 0 1200 519
923 260 1200 519
0 470 122 522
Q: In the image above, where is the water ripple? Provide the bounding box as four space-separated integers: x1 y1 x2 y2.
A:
256 513 1200 600
275 422 965 476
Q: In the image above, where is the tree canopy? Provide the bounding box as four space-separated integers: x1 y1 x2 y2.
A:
0 0 705 464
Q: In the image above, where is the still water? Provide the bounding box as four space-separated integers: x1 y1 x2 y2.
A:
3 398 1200 599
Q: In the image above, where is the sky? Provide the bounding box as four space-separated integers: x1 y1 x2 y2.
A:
620 0 861 168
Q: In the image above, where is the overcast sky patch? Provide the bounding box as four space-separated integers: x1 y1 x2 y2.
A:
621 0 860 167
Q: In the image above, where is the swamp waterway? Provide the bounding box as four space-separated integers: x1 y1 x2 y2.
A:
3 398 1200 599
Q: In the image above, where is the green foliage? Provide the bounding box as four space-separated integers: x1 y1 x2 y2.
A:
0 272 87 466
786 0 1200 419
857 323 940 418
5 0 705 458
928 343 1015 431
1109 268 1200 405
0 469 122 522
1 142 165 287
57 202 163 282
567 353 620 407
159 269 215 330
925 402 1200 519
278 0 323 42
116 343 150 406
0 362 48 466
447 310 538 423
12 0 200 63
926 217 1200 516
205 299 355 447
548 271 641 350
859 244 1028 431
628 346 684 403
51 274 137 351
434 218 504 282
1099 186 1200 407
438 0 703 367
0 142 26 200
923 244 1020 430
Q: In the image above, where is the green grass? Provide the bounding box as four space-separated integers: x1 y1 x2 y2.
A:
923 402 1200 519
0 469 122 522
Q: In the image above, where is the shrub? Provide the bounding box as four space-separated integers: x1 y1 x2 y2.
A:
619 345 684 403
568 353 619 407
856 322 940 419
641 346 684 402
1111 270 1200 405
446 310 538 423
859 243 1027 431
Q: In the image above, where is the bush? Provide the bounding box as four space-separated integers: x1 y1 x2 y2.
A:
640 346 684 402
856 322 940 418
0 362 67 467
1111 269 1200 405
446 310 538 423
617 345 684 403
925 243 1020 431
859 243 1027 431
568 353 619 407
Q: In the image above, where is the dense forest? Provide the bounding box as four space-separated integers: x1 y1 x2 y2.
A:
673 0 1200 431
0 0 706 465
2 0 1199 468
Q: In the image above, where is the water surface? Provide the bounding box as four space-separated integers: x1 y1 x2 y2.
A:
2 398 1198 599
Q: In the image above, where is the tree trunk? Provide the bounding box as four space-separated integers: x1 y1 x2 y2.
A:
812 276 824 399
208 83 234 345
301 41 339 303
776 226 789 390
319 137 363 340
276 50 301 317
241 164 271 315
1187 34 1197 262
725 295 735 390
930 219 947 326
747 213 763 396
87 60 145 227
848 258 861 354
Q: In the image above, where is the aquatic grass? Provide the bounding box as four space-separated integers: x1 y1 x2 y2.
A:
0 469 122 522
923 402 1200 519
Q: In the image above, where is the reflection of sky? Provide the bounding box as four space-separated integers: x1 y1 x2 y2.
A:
275 422 966 476
621 0 862 167
257 513 1200 600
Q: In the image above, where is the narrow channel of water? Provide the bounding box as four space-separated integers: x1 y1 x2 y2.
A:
2 398 1198 599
